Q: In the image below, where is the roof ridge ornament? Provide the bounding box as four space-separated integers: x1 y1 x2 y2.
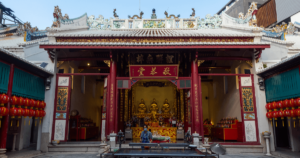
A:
51 6 69 28
190 8 195 18
128 11 144 19
164 11 180 19
113 9 119 19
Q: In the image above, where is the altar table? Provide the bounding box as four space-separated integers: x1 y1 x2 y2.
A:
131 127 177 139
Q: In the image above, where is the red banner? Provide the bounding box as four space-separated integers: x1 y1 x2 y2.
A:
129 65 178 78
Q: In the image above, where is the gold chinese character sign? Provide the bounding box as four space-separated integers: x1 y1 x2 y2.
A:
129 65 178 78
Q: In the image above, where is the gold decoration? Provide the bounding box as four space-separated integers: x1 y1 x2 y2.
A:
138 99 147 113
132 127 177 139
180 90 184 122
163 67 171 75
56 37 255 43
242 87 254 112
198 60 205 67
104 60 110 67
136 54 144 64
150 67 158 75
162 99 171 114
138 67 145 76
78 69 84 73
245 60 253 68
124 89 128 121
225 69 231 73
166 55 174 64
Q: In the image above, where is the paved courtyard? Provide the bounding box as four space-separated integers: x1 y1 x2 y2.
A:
31 153 282 158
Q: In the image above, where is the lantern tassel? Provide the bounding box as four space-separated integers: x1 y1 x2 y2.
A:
24 120 25 126
29 120 30 126
289 121 290 127
294 121 295 128
17 120 19 127
282 120 284 127
39 119 41 125
276 121 277 127
10 120 12 127
271 121 272 126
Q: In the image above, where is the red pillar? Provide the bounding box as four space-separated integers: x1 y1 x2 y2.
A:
191 54 201 134
108 58 117 134
105 74 110 138
0 64 14 150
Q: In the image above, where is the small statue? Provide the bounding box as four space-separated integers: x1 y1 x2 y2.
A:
162 99 170 114
138 99 147 113
150 99 159 113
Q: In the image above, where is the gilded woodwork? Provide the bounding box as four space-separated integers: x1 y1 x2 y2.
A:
56 37 254 43
242 87 254 112
56 87 68 112
124 89 129 121
132 127 177 139
225 69 231 73
180 90 184 122
245 60 253 68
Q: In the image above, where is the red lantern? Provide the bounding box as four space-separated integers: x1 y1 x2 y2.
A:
278 110 285 126
36 100 40 109
0 94 9 106
40 110 46 118
24 108 29 118
296 109 300 125
10 96 19 107
9 106 18 119
277 101 284 110
24 98 30 108
272 101 278 109
40 101 46 109
295 98 300 107
291 109 297 128
0 106 8 118
266 112 273 126
288 98 294 108
284 110 291 127
272 111 279 127
28 109 34 118
267 103 273 111
35 110 40 118
283 99 289 110
0 106 8 128
29 99 36 109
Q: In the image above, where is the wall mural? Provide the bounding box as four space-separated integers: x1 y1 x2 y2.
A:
244 121 257 142
54 120 66 140
56 87 68 112
244 113 255 120
56 113 67 119
242 87 254 112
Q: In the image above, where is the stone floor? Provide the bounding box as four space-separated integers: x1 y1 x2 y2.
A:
30 153 282 158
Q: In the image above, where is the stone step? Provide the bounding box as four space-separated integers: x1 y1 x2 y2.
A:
48 144 100 153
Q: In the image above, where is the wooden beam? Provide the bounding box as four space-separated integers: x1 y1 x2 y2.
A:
58 57 110 61
78 66 110 70
198 56 252 61
198 66 231 69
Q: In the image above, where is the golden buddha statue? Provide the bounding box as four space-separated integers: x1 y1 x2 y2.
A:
138 99 146 113
162 99 170 114
150 99 159 113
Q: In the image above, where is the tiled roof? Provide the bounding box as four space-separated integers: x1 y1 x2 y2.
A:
47 28 262 38
257 52 300 76
18 37 48 47
39 41 270 46
0 47 53 75
262 37 295 45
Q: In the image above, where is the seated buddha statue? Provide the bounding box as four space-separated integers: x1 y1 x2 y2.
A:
150 99 159 113
138 99 146 113
162 99 170 114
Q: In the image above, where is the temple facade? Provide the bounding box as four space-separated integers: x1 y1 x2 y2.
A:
0 1 299 156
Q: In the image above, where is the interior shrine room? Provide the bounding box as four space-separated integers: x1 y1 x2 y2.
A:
51 47 259 144
56 59 107 141
201 59 253 143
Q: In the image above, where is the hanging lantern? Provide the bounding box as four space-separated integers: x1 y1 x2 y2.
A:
272 111 278 127
9 106 18 119
278 110 285 127
29 99 36 110
40 101 46 109
288 98 294 109
24 98 30 108
266 112 273 126
0 106 8 127
284 110 291 127
283 99 289 110
35 110 40 126
39 110 46 125
296 108 300 125
290 109 297 128
277 101 284 110
272 101 278 110
0 94 9 106
28 109 35 125
18 97 25 106
35 100 40 110
10 96 19 108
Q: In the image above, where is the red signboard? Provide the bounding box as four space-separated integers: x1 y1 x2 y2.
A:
129 65 178 78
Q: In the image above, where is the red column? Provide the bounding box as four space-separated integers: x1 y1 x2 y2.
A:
105 74 110 138
191 56 201 134
108 59 117 134
0 64 14 149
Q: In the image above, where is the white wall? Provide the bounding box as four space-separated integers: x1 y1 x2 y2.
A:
291 12 300 23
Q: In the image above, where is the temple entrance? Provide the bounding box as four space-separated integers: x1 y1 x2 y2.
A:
118 79 186 143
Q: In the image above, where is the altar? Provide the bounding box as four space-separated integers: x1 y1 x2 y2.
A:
131 127 177 139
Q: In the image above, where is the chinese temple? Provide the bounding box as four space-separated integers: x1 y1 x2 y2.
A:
37 2 272 148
